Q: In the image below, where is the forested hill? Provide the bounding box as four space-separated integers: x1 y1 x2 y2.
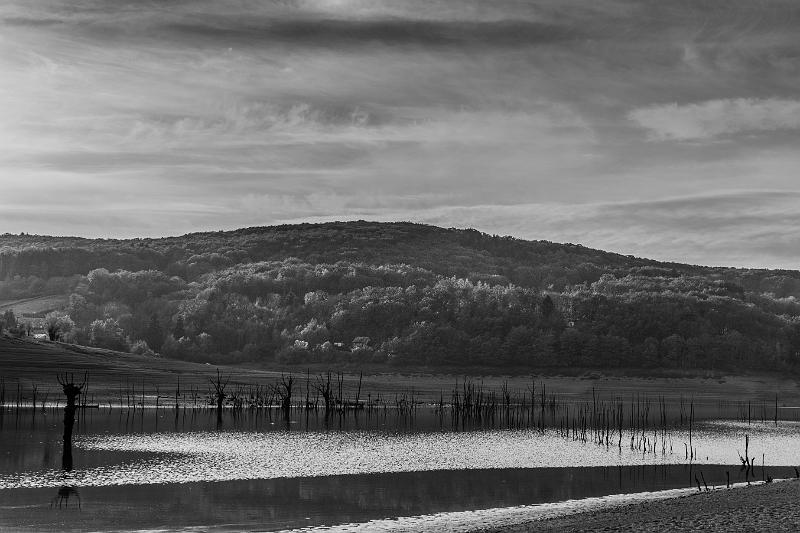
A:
1 221 799 374
0 221 681 284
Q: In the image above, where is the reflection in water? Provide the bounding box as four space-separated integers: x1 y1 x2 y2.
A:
274 480 787 533
25 427 800 489
3 466 799 532
50 485 81 509
1 411 800 490
54 374 85 514
57 374 85 473
0 409 798 531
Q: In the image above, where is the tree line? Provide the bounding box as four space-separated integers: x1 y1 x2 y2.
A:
1 222 799 373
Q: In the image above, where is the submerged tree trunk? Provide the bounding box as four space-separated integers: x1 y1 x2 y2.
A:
62 399 76 471
58 375 84 472
210 369 228 427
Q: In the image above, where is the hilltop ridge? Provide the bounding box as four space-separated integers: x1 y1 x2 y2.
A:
2 220 797 285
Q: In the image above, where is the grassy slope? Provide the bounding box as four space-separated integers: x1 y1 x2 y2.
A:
0 295 69 315
0 335 285 402
2 336 799 408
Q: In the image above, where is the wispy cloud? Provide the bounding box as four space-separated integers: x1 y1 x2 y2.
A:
1 0 800 268
629 98 800 141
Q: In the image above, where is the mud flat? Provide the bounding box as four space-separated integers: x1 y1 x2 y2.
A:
487 479 800 533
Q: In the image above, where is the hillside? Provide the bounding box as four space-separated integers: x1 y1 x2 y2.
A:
0 222 670 287
1 221 799 374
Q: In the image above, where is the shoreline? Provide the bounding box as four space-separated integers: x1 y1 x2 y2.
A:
1 468 798 531
3 337 800 409
269 480 800 532
481 479 800 532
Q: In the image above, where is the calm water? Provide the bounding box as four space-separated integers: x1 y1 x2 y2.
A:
1 408 799 531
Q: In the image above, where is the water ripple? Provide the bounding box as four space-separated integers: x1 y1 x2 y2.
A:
1 422 799 490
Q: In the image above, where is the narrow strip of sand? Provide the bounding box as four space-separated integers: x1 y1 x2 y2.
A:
482 479 800 532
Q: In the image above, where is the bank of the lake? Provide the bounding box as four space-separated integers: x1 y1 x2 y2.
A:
486 479 800 533
3 336 800 410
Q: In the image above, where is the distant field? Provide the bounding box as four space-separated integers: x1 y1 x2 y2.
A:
0 294 69 317
1 336 799 411
0 335 292 404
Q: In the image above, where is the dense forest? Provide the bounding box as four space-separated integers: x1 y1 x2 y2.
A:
1 221 799 373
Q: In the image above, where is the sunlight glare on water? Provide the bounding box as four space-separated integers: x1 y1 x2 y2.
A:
1 421 799 489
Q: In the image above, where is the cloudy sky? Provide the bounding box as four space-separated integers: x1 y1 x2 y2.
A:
1 0 799 268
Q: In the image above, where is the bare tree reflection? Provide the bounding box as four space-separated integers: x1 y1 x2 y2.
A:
53 373 85 511
51 486 81 509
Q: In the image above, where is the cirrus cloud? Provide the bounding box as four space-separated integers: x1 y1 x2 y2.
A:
2 0 800 269
629 98 800 141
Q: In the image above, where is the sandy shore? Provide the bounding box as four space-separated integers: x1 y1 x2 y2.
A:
483 479 800 532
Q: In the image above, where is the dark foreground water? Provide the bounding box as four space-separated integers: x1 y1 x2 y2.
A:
1 408 798 531
5 465 800 532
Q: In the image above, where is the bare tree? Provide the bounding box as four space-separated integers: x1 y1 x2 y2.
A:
210 369 229 423
57 372 86 471
315 372 334 413
277 374 294 416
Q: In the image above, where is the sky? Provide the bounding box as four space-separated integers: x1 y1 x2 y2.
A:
1 0 799 269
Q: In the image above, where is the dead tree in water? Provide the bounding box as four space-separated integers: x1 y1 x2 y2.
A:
277 374 294 417
57 373 86 471
315 372 334 413
210 370 229 423
354 371 363 408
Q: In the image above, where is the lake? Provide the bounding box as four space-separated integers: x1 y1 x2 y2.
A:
1 406 799 531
